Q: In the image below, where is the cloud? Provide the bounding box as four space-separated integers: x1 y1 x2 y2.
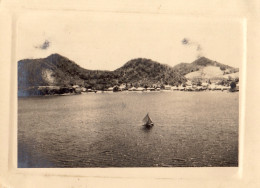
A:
35 40 50 50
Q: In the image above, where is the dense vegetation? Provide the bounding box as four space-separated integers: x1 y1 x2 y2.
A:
18 54 187 90
18 54 239 94
172 57 239 75
18 54 116 90
114 58 186 87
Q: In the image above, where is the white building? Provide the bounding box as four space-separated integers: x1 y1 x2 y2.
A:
128 87 137 91
171 86 178 90
107 87 114 91
119 84 126 91
136 87 145 91
164 85 172 90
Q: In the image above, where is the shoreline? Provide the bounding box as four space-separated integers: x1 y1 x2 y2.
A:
18 89 239 98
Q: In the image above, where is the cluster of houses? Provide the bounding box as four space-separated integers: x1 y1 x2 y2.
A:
105 81 239 92
30 80 238 96
107 85 161 92
169 82 233 92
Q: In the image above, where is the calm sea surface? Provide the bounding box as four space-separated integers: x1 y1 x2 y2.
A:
18 91 238 167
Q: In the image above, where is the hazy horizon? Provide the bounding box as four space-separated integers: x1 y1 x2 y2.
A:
16 12 244 71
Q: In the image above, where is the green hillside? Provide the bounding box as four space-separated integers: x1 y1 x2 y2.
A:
172 57 239 83
18 54 239 96
172 57 238 75
114 58 186 87
18 54 117 90
18 54 187 92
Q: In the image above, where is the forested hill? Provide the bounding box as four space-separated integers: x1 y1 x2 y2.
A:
172 57 239 82
18 54 115 90
172 57 239 76
18 54 239 91
114 58 186 86
18 54 187 90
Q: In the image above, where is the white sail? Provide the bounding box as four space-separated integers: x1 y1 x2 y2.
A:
142 114 149 124
143 113 153 125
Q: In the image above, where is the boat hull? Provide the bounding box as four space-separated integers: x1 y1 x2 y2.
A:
143 123 154 128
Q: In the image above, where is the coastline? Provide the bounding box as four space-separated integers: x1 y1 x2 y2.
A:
18 88 239 98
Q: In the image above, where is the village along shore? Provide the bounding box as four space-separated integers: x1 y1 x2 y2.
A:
18 80 239 97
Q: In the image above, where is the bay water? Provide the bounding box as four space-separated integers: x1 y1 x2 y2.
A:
18 91 238 167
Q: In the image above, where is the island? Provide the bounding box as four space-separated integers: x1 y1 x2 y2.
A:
18 54 239 96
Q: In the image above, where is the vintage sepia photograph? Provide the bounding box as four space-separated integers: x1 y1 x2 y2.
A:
17 12 241 168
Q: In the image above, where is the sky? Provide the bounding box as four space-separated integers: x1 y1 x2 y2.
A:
16 12 244 71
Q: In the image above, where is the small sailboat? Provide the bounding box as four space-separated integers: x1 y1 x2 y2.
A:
142 113 154 128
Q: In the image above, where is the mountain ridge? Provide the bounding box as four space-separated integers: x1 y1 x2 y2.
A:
18 54 239 92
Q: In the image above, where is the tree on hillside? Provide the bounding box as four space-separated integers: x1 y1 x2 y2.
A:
113 86 119 92
230 81 236 89
230 81 237 92
197 80 202 86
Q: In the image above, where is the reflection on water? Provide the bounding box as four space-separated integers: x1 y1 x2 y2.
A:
18 91 238 167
